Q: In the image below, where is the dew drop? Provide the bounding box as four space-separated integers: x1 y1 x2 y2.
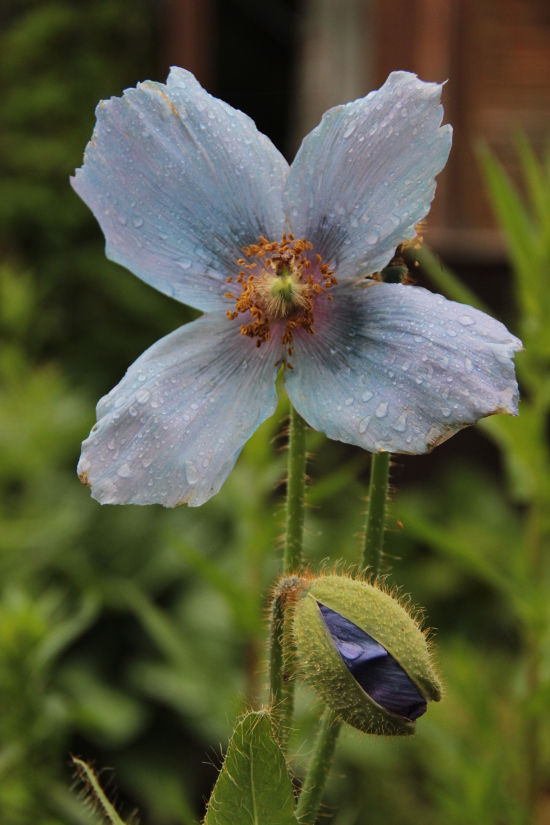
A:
465 358 474 374
117 463 132 478
358 416 371 434
142 458 153 468
458 315 475 326
345 397 354 407
493 347 512 365
178 260 192 270
184 460 199 484
343 120 357 138
362 390 373 402
136 389 151 405
375 402 388 418
393 413 407 432
365 231 379 245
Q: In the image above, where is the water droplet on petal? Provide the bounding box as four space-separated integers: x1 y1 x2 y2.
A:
178 260 192 270
117 463 132 478
345 397 354 407
458 315 475 326
393 413 407 432
362 390 373 402
132 216 143 228
366 231 379 245
375 402 388 418
343 120 357 138
465 358 474 374
136 389 151 405
493 346 512 365
358 416 371 434
184 460 199 484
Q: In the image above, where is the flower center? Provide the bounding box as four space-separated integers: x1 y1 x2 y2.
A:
225 234 337 352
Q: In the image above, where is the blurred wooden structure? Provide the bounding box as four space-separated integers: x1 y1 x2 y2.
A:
163 0 550 261
376 0 550 259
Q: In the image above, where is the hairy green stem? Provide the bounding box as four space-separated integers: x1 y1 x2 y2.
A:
295 711 341 825
268 583 287 740
283 405 307 574
269 405 307 748
362 451 391 576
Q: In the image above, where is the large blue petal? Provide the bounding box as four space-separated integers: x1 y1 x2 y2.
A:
78 313 282 507
284 72 451 282
72 68 288 312
318 603 427 721
285 282 522 453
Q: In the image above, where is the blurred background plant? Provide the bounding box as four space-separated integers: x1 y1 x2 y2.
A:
0 0 549 823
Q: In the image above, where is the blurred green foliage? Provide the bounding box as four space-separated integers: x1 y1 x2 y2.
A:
1 1 549 824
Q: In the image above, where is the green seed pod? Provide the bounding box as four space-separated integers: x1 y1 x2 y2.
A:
293 574 441 736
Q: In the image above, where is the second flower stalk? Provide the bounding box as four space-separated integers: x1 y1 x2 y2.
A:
270 411 439 819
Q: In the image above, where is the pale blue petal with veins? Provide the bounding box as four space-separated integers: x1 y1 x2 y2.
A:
284 72 452 281
71 67 288 312
285 282 521 454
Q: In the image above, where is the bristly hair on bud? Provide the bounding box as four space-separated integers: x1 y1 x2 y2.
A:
291 573 442 736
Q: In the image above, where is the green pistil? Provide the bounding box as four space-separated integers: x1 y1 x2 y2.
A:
271 269 296 304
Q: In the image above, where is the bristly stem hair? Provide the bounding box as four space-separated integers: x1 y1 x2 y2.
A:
362 451 391 576
270 404 308 750
283 404 307 575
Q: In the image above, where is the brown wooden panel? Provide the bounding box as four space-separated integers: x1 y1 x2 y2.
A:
373 0 550 253
162 0 214 91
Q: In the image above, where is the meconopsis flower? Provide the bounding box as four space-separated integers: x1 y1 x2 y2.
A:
73 69 521 507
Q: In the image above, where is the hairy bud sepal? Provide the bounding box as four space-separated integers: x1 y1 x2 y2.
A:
293 574 441 736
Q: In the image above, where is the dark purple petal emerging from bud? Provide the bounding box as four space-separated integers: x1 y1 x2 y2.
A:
318 603 427 721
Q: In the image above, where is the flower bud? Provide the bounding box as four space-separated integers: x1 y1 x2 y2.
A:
293 574 441 736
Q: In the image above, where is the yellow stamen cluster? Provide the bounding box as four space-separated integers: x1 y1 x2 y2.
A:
226 233 337 351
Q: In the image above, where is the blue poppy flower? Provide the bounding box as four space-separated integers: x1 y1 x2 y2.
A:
73 68 521 507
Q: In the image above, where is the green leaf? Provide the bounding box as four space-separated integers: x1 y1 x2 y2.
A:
478 144 545 328
204 712 297 825
513 130 550 226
